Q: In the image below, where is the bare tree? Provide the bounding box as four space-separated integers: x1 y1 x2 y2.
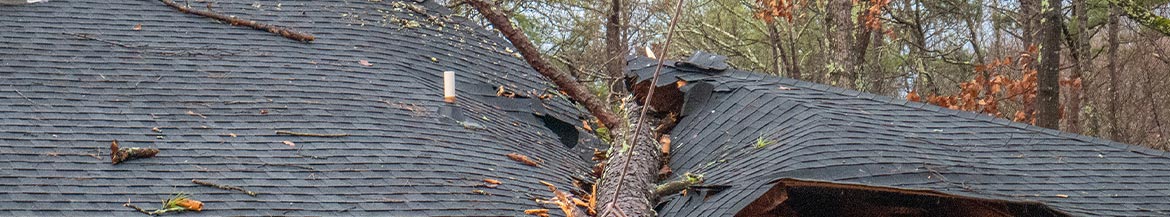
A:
1035 0 1062 129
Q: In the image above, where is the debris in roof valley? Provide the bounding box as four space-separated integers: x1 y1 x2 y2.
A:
123 192 204 215
109 140 159 165
156 0 314 42
192 179 258 197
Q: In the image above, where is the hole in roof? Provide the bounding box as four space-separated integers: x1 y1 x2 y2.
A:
736 179 1069 217
535 114 578 149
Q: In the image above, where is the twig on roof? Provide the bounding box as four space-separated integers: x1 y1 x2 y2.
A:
62 33 142 48
123 199 152 215
192 179 258 197
157 0 315 42
259 163 317 171
275 130 349 137
10 85 45 106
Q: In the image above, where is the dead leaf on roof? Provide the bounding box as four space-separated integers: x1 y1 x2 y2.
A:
484 178 502 185
151 127 162 133
186 110 207 118
359 59 373 66
260 109 269 115
581 120 593 132
133 23 142 31
506 153 539 167
660 136 671 155
282 141 296 147
524 209 549 216
228 133 237 138
1056 194 1069 198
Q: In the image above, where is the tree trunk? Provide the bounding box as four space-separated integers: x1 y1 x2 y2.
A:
1035 0 1062 129
465 0 623 131
596 103 663 217
1065 0 1089 134
826 0 855 88
768 22 785 75
1108 6 1125 142
605 0 628 97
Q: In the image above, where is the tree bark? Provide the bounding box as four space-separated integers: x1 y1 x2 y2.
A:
826 0 855 88
605 0 628 97
596 103 663 217
1035 0 1062 129
1065 0 1089 134
1108 6 1125 142
466 0 623 131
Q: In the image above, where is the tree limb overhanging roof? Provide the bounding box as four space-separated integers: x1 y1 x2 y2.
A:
628 55 1170 217
0 0 601 216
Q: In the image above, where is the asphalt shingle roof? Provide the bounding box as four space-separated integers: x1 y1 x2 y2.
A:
628 55 1170 217
0 0 598 216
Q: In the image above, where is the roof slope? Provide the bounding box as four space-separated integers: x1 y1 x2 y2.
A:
629 55 1170 217
0 1 598 216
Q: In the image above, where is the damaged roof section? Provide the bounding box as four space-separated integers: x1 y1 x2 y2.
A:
0 0 597 216
633 54 1170 216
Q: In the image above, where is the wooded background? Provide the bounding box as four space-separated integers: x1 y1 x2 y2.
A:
448 0 1170 150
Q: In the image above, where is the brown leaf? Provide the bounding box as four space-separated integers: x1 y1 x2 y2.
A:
483 178 502 185
581 120 593 132
174 198 203 212
133 23 142 31
282 141 296 147
506 153 539 167
228 133 238 138
259 109 269 115
659 136 671 155
524 209 550 216
151 127 162 133
359 59 373 66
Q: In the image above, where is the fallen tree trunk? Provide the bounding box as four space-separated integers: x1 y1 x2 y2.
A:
464 0 622 131
595 102 663 217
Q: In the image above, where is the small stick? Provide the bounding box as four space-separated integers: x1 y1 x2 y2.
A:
10 85 45 106
158 0 315 42
276 130 349 137
123 201 152 215
110 140 160 165
193 179 257 196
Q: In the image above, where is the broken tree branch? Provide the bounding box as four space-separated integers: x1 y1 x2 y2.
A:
275 130 349 137
652 173 704 199
110 140 160 165
123 201 152 215
158 0 315 42
465 0 622 131
193 179 258 197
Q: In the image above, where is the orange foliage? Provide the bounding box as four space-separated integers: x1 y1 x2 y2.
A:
755 0 800 22
908 55 1039 124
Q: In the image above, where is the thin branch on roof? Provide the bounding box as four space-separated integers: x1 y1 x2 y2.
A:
62 33 141 48
275 130 349 137
122 202 152 215
192 179 258 197
259 163 317 171
157 0 315 42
